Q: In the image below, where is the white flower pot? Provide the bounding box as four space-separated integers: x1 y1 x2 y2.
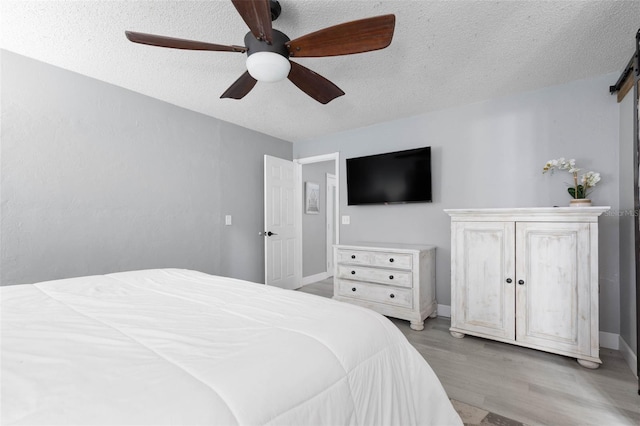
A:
570 199 592 207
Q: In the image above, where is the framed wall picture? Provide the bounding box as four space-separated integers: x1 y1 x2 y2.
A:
305 182 320 214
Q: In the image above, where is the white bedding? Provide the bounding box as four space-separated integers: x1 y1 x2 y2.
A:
1 269 461 426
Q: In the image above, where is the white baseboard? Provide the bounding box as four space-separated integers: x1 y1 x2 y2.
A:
437 304 451 318
599 332 619 350
619 336 638 377
302 272 331 286
436 304 621 352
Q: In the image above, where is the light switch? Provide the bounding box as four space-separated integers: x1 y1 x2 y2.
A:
341 215 350 225
225 215 232 226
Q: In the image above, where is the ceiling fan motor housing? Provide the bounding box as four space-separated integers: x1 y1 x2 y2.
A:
244 30 290 58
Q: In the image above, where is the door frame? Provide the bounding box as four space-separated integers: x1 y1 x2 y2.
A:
295 153 340 286
326 173 337 276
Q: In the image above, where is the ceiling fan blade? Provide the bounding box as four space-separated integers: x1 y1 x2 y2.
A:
125 31 247 52
286 14 395 58
231 0 273 44
220 71 258 100
287 61 345 104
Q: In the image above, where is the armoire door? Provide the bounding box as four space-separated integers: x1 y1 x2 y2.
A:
451 221 516 340
515 222 593 356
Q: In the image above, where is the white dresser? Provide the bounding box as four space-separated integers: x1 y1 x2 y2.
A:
333 243 437 330
444 207 610 368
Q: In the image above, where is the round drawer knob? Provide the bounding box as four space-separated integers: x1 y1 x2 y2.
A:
351 255 356 259
518 280 525 285
390 294 395 299
351 270 356 275
389 275 394 280
506 278 512 283
352 287 356 292
389 258 395 263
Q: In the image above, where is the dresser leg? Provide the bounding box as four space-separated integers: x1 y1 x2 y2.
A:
577 359 600 369
450 331 465 339
410 321 424 331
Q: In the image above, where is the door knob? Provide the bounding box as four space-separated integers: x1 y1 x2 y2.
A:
518 279 525 285
506 278 512 283
262 231 278 237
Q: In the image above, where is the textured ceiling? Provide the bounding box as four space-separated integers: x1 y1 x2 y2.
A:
2 1 639 143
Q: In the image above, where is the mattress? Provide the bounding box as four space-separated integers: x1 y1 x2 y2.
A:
1 269 462 425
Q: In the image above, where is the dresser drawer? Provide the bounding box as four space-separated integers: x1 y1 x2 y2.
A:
336 249 372 265
370 252 412 269
337 280 413 309
336 249 412 269
337 265 412 288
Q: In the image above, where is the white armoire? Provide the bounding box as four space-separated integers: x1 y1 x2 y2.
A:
444 207 610 368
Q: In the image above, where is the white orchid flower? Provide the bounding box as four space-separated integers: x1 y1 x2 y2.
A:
543 158 601 199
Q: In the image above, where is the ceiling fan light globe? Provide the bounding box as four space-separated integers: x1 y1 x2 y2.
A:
246 52 291 82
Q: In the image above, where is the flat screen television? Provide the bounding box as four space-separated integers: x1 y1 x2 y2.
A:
346 147 432 205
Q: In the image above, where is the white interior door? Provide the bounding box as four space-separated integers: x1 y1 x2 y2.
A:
264 155 299 289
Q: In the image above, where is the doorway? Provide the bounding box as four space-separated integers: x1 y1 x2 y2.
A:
295 153 340 286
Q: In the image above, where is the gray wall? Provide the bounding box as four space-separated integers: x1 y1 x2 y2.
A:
294 73 622 334
302 161 334 277
1 50 292 286
618 90 637 355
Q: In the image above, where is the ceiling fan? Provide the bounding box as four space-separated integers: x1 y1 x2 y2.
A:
125 0 395 104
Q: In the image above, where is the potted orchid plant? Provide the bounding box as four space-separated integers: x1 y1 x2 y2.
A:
542 158 601 206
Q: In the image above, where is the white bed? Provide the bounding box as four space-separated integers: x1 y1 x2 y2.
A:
1 269 462 425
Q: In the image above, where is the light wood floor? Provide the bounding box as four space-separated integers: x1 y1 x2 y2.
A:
297 279 640 426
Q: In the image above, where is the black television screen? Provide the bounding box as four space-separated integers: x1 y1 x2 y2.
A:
346 147 432 205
